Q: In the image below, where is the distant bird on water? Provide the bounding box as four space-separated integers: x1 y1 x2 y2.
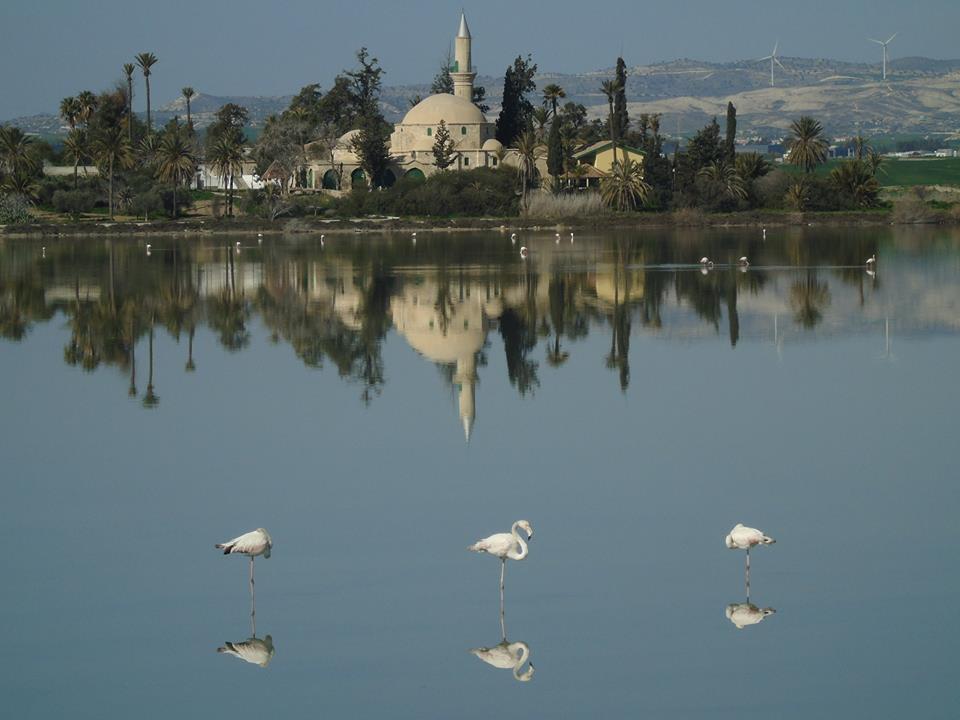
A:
519 246 528 259
700 256 714 268
511 232 517 245
738 256 750 267
469 520 533 590
865 254 877 267
217 635 275 667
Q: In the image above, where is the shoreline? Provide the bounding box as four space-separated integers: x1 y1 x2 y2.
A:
2 209 957 238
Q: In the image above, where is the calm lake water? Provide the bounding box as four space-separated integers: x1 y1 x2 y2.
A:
2 227 958 718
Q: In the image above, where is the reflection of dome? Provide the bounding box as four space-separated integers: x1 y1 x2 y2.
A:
481 138 503 152
402 94 487 126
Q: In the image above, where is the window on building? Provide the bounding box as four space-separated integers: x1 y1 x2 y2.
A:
464 157 469 166
427 127 432 136
461 127 467 135
492 157 498 166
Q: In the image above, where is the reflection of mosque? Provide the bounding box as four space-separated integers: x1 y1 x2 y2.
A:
390 276 505 441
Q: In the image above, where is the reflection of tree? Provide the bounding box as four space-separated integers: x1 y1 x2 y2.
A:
545 273 588 367
605 242 634 392
790 271 831 329
0 275 53 340
64 277 101 371
142 320 159 409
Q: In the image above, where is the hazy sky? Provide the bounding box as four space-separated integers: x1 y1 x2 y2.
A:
2 0 957 119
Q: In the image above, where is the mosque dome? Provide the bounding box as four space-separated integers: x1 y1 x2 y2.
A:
401 93 487 126
481 138 503 152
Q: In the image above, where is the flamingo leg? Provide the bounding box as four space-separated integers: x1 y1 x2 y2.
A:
250 556 256 636
500 558 505 593
745 548 751 603
500 582 507 641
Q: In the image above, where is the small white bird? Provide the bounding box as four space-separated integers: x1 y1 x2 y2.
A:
699 256 714 268
217 635 275 667
41 246 46 258
320 234 325 248
555 233 561 244
570 232 575 243
511 233 517 245
257 232 263 238
725 523 775 550
469 520 533 590
519 246 528 259
762 227 767 240
738 256 750 267
469 641 534 682
865 254 876 266
726 603 776 630
146 243 152 257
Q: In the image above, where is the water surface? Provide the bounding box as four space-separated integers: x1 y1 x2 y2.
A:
2 227 958 718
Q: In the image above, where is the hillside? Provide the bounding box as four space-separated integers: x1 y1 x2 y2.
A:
5 56 959 140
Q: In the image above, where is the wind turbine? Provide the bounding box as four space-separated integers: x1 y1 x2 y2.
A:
869 33 897 80
758 41 786 87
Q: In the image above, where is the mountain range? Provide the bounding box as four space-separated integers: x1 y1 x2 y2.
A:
7 56 960 140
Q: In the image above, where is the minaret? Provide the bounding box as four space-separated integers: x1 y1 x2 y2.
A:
452 12 476 101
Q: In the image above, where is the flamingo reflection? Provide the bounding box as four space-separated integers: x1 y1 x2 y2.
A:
469 583 535 682
726 603 776 629
217 635 275 667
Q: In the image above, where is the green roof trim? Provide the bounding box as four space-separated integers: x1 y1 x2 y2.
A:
572 141 646 159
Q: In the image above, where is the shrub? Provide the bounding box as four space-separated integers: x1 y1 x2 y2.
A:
892 191 939 224
754 170 792 209
672 207 706 226
52 189 98 217
523 191 605 218
0 194 31 224
129 189 166 220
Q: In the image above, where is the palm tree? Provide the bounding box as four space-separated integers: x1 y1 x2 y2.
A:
866 147 886 177
531 107 549 141
59 96 81 129
734 152 771 181
698 161 748 201
0 126 38 176
181 87 195 129
787 116 828 173
789 271 831 329
785 178 810 210
830 160 880 207
208 134 244 217
156 123 198 219
512 130 541 211
600 79 622 165
542 83 566 117
851 135 870 160
123 63 136 140
92 126 135 219
136 52 159 133
600 157 650 211
62 128 89 188
0 171 40 202
76 91 98 126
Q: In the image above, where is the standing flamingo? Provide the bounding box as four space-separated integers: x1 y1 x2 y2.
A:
468 520 533 591
216 528 272 624
725 523 775 597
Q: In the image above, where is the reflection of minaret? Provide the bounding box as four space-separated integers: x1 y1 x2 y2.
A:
452 12 476 101
454 354 477 442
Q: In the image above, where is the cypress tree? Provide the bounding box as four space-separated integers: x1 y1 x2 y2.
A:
432 119 456 170
547 115 564 191
613 57 629 140
495 55 538 146
725 102 737 163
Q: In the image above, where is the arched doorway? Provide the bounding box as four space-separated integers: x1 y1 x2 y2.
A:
351 168 367 189
322 170 340 190
307 168 315 188
382 169 397 188
405 168 426 182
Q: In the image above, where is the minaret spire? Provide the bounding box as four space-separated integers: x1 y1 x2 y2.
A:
452 12 476 101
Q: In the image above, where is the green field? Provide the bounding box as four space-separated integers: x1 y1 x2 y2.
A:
783 157 960 187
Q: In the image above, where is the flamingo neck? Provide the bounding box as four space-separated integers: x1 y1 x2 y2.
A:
508 522 528 561
510 642 533 681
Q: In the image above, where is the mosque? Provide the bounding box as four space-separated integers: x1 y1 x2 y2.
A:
308 13 508 190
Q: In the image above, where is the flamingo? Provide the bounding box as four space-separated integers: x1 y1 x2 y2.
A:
519 246 528 259
235 241 241 254
469 641 535 681
216 528 272 590
726 523 775 595
865 254 877 267
726 603 776 630
762 227 767 240
41 246 46 258
511 233 517 245
468 520 533 591
555 233 561 244
146 244 152 257
738 256 750 267
217 635 275 667
570 232 575 243
699 256 714 269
